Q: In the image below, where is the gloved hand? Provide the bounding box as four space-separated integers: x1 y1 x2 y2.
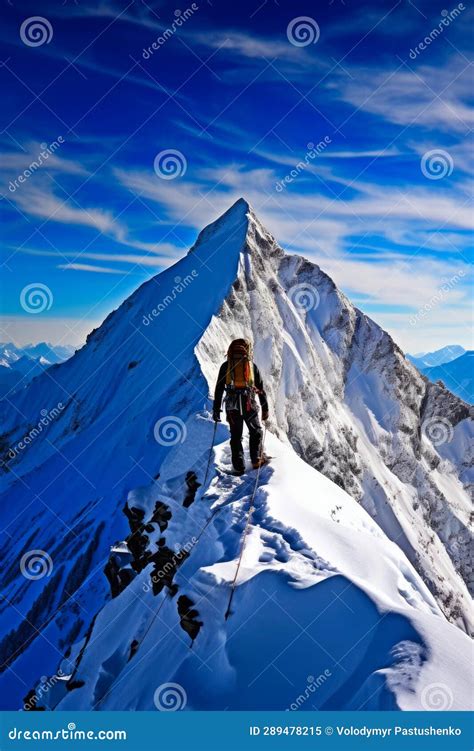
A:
262 410 269 422
213 413 221 423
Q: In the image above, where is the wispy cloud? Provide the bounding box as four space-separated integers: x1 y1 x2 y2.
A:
332 54 473 134
1 143 89 179
3 0 471 352
7 183 128 241
115 161 472 245
2 152 186 262
321 254 470 309
374 306 474 352
112 158 472 352
189 30 307 61
58 262 131 274
23 245 182 269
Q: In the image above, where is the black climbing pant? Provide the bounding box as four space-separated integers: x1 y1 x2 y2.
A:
227 408 263 472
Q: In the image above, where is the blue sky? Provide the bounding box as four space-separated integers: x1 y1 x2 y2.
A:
1 0 472 352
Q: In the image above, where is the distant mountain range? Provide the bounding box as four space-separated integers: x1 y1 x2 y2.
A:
408 345 465 369
407 346 472 403
422 352 473 404
0 342 76 398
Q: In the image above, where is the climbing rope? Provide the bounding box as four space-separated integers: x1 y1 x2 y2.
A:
202 420 218 491
57 419 267 707
134 590 169 652
224 423 267 620
92 591 170 710
26 423 220 707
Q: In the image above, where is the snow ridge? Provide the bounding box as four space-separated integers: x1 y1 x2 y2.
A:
0 199 471 712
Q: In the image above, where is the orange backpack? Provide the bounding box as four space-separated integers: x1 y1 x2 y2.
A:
225 339 254 389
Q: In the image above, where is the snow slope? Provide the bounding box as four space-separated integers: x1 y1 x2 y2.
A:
0 199 472 711
0 200 254 708
32 429 472 712
197 201 473 630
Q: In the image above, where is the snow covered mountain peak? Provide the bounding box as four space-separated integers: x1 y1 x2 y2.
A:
0 201 472 711
189 198 281 262
188 196 248 247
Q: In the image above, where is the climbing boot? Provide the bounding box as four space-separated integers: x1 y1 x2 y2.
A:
252 455 270 470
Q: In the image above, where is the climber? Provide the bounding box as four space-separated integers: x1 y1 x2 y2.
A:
212 339 269 475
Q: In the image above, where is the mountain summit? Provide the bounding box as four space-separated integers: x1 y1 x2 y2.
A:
0 201 471 711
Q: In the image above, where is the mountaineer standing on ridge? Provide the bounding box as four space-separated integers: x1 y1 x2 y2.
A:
213 339 269 475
